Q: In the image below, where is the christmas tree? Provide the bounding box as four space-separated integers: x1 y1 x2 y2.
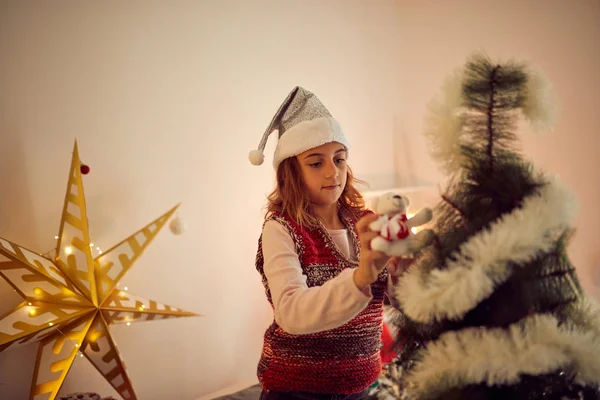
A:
374 53 600 400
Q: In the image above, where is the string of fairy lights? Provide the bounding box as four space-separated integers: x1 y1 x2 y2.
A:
11 234 136 359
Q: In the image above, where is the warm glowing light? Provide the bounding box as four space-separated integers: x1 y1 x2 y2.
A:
406 213 421 233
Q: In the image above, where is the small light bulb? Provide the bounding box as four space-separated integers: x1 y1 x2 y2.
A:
124 286 128 291
75 343 79 348
79 353 84 357
49 322 53 326
89 243 94 247
65 247 73 255
34 288 42 296
98 250 103 254
54 236 59 240
126 322 131 326
96 247 100 251
29 309 36 317
28 302 32 306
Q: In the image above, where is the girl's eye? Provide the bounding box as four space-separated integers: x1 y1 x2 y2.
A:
309 162 322 168
335 158 346 164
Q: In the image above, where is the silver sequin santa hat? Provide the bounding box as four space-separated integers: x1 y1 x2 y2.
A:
248 86 350 170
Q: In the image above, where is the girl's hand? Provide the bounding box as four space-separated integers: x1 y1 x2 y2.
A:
385 256 415 286
385 256 415 276
353 213 389 291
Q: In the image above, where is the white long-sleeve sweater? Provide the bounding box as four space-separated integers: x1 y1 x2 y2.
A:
262 219 402 335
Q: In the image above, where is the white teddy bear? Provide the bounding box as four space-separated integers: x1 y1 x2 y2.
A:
369 192 435 257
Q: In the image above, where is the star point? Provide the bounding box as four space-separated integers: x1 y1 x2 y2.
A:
0 141 197 400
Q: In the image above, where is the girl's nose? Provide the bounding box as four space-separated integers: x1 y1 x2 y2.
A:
325 161 338 179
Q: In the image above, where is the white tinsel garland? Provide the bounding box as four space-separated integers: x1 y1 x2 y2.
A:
422 67 466 175
396 178 578 323
403 313 600 399
522 67 561 133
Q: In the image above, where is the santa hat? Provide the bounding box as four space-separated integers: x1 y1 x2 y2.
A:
248 86 350 170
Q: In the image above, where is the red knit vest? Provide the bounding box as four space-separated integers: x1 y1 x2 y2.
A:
255 210 388 394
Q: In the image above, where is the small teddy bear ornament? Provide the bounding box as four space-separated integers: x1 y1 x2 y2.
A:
369 192 435 257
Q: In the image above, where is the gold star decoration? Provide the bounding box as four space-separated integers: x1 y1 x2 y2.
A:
0 141 198 400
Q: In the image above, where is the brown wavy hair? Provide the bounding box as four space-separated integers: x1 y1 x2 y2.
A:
265 156 367 228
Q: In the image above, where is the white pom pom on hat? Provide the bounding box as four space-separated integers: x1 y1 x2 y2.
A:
248 149 265 166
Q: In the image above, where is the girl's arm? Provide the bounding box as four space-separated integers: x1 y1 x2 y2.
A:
262 220 372 335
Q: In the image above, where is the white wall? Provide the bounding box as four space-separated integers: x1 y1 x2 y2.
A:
1 1 598 399
394 0 600 296
0 1 402 399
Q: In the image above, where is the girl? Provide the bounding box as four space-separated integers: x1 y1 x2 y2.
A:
248 86 409 400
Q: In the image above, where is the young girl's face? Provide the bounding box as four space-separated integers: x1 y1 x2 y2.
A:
296 141 348 207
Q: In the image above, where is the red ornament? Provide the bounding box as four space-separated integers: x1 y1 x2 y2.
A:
80 164 90 175
380 322 398 364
